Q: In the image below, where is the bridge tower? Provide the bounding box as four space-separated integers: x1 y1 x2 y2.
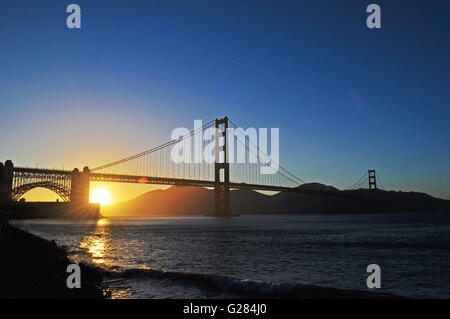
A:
368 169 377 190
0 160 14 201
70 166 91 205
214 117 231 217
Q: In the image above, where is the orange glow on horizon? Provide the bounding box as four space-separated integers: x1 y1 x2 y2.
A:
137 177 148 184
16 182 167 207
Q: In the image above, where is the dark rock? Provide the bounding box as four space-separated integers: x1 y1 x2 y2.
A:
0 218 105 299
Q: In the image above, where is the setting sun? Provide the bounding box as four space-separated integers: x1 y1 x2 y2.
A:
90 188 112 206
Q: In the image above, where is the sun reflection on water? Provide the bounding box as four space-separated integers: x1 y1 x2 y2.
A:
79 218 112 266
97 218 110 226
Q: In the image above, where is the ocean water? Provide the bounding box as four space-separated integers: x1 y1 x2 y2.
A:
11 212 450 299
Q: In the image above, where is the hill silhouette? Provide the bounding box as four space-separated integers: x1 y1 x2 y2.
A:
103 183 450 217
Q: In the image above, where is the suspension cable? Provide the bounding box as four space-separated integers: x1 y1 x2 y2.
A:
228 118 307 185
344 171 367 190
231 124 303 186
91 119 216 171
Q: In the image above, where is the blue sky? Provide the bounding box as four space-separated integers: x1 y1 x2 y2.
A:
0 0 449 199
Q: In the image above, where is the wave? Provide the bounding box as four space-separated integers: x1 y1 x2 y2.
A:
101 266 403 299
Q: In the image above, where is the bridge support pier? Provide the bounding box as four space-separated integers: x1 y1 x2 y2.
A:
214 117 231 217
0 160 14 201
70 167 91 206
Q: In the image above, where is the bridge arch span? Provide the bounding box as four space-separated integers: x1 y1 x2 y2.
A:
12 181 71 202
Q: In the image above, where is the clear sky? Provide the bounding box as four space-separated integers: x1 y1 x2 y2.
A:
0 0 449 201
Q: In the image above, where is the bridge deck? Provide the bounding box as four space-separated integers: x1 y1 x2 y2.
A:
13 167 342 196
90 172 341 196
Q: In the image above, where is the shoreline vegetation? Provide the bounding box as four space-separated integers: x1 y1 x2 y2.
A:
0 218 104 299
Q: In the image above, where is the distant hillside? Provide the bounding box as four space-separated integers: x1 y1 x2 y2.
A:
297 183 340 193
103 183 450 217
103 186 214 216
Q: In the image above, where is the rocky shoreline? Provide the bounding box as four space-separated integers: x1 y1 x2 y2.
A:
0 218 105 299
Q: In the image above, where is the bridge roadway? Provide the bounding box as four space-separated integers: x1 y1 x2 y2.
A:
13 167 341 197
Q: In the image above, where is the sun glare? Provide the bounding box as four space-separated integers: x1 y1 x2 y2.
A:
90 188 112 206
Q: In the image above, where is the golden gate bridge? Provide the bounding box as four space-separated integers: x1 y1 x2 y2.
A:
0 117 380 217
